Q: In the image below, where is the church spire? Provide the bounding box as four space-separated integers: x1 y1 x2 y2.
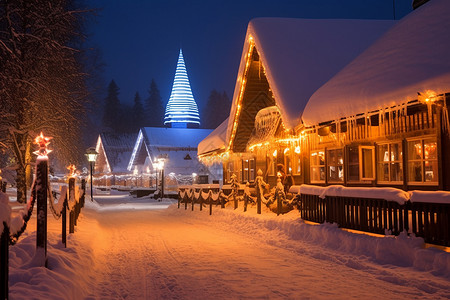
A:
164 49 200 128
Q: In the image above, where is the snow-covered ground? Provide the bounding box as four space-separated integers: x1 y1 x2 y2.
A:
6 190 450 299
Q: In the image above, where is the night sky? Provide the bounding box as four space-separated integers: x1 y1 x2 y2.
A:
89 0 412 113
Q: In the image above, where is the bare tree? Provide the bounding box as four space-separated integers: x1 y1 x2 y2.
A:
0 0 92 203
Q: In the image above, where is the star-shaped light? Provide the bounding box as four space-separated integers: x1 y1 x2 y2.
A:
33 132 53 157
67 164 77 178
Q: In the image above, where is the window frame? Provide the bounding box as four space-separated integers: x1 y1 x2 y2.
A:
327 147 344 183
310 149 325 184
406 136 438 185
376 141 403 185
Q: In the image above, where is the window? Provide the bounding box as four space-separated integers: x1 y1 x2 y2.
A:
360 146 375 180
285 153 292 174
377 142 403 183
348 146 359 181
310 150 325 183
293 155 301 175
227 161 234 181
241 159 256 183
407 137 438 184
268 155 276 176
327 148 344 182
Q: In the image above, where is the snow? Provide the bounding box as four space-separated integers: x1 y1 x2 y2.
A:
290 184 410 204
197 117 228 155
410 190 450 204
302 0 450 126
0 191 11 232
227 17 394 137
7 191 450 299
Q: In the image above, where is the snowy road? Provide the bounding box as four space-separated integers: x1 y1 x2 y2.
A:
7 191 450 299
72 196 450 300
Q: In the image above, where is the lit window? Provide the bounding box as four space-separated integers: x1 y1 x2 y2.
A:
377 142 403 183
227 161 234 181
310 150 325 183
327 148 344 182
407 137 438 184
293 155 301 175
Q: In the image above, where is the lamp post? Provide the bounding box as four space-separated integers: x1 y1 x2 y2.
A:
85 147 98 202
158 157 166 199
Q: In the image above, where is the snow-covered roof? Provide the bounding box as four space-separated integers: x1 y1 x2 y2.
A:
128 127 213 175
96 133 137 173
302 0 450 126
198 118 228 156
227 17 395 140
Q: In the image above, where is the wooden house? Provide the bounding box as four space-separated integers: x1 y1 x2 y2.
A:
94 132 137 186
300 0 450 191
198 17 395 187
128 127 214 189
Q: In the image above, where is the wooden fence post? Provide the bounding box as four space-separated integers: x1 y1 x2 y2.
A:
199 191 203 211
192 190 195 211
35 156 48 266
256 182 261 215
185 193 188 210
209 193 212 215
243 194 248 212
178 191 181 209
1 223 9 300
62 194 67 248
69 178 75 234
277 191 282 216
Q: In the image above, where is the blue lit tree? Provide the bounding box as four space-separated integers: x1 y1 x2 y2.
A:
164 49 200 128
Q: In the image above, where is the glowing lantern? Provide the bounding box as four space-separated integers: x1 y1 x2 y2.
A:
273 150 277 157
295 146 301 154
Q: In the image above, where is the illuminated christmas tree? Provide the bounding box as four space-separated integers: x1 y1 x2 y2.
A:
164 49 200 128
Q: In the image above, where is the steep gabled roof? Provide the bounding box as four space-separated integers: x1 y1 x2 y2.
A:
198 118 228 156
128 127 212 175
302 0 450 126
96 132 137 173
226 17 395 146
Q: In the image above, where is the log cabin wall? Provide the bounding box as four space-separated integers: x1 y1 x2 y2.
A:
305 95 450 191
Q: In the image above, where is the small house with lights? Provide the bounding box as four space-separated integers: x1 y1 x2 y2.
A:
127 127 214 190
198 17 395 187
94 132 137 186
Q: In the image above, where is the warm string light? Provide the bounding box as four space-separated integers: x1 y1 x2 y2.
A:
228 36 255 151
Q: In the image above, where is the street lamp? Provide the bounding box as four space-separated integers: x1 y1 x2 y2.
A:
157 157 166 199
85 147 98 202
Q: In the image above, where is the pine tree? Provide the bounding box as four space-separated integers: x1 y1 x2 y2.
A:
145 79 164 127
202 90 231 129
132 92 145 131
103 80 121 132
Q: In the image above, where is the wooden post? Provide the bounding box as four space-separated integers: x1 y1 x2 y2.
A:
178 192 181 209
277 191 282 216
68 178 75 234
243 194 248 212
80 179 86 208
185 193 188 210
1 223 9 300
62 194 67 248
35 157 48 266
199 191 203 211
257 181 261 215
209 193 212 216
192 190 195 211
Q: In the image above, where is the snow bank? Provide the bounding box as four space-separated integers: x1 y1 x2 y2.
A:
167 205 450 278
0 191 11 232
290 184 410 204
9 232 95 300
409 190 450 204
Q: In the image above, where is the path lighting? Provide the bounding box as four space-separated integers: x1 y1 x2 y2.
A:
85 147 98 202
157 156 166 199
